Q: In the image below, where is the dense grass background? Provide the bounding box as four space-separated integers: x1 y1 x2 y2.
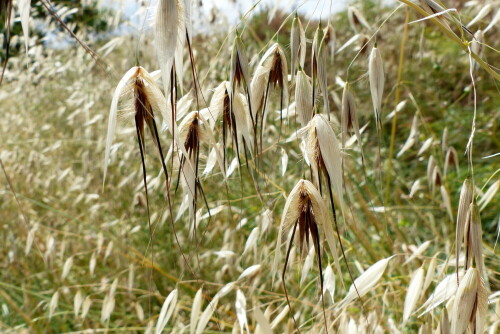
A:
0 1 498 333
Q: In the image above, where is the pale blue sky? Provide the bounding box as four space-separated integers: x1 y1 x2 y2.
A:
102 0 352 29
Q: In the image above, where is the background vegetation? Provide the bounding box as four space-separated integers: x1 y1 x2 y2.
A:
0 0 498 333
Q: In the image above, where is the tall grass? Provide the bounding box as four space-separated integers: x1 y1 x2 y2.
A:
0 0 499 333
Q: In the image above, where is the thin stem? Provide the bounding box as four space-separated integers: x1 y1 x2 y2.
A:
385 7 410 204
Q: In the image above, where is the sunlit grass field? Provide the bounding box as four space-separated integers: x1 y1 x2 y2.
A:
0 1 499 333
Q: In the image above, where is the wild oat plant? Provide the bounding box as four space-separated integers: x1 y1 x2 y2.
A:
0 0 499 333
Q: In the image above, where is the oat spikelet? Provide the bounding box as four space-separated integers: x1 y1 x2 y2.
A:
442 127 448 153
323 23 336 59
470 30 485 70
467 5 492 28
290 13 306 81
174 0 187 93
440 185 453 222
418 0 453 30
230 32 253 126
235 289 249 333
305 115 344 215
18 0 30 52
295 69 313 127
251 43 289 117
250 43 288 153
155 0 178 95
464 203 485 277
443 146 459 177
177 110 214 233
348 6 372 33
478 180 499 211
338 256 393 308
418 273 458 316
423 254 438 291
397 114 419 157
210 81 253 163
403 267 424 326
484 9 500 33
456 178 473 279
155 289 178 334
451 267 487 334
190 288 203 334
341 83 365 165
311 24 329 117
74 290 83 318
104 66 189 184
49 290 59 319
104 67 139 184
195 295 219 334
368 45 384 134
273 180 336 272
104 66 196 274
273 179 334 332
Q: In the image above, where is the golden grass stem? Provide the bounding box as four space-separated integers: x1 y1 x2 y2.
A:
385 8 410 205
